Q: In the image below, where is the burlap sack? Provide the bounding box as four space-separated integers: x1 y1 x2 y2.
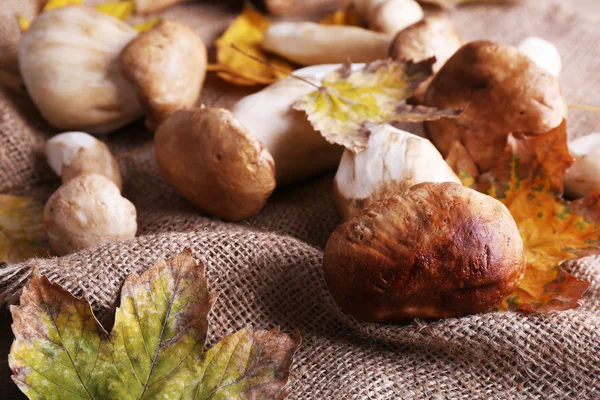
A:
1 0 600 398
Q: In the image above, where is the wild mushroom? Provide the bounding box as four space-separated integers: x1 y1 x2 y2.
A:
564 133 600 198
120 20 207 131
518 37 562 77
154 107 276 221
334 124 460 220
425 40 567 173
46 132 122 191
44 174 137 256
133 0 189 14
262 22 391 65
389 15 464 102
324 182 525 322
231 64 345 185
354 0 424 35
19 7 141 134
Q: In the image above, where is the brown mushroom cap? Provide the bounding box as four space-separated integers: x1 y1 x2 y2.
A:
44 174 137 256
424 40 567 173
390 15 464 73
389 16 464 103
155 107 276 221
323 182 525 322
120 20 207 131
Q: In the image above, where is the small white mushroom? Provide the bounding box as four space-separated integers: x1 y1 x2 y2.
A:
518 37 562 77
46 132 122 190
262 22 391 65
564 133 600 198
354 0 424 35
44 174 137 256
334 123 460 220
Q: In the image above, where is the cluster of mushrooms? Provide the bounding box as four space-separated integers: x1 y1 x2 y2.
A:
18 0 600 320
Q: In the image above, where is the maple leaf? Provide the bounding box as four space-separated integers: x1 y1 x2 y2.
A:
293 59 461 153
417 0 513 9
0 195 51 263
9 250 301 399
211 4 296 86
319 4 361 27
452 120 594 312
18 1 156 33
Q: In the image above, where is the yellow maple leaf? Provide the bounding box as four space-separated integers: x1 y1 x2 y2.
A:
455 120 593 312
43 0 83 11
293 59 461 152
133 17 161 32
212 4 296 86
0 195 51 263
319 4 362 26
94 1 135 20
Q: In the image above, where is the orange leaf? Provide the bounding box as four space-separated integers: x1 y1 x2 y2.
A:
213 4 296 86
319 4 362 27
459 120 593 312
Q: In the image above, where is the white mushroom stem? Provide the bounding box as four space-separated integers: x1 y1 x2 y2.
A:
262 22 391 65
232 64 361 185
564 133 600 198
46 131 123 190
334 123 460 220
518 37 562 77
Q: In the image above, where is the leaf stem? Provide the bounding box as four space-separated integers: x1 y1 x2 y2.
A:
230 44 320 89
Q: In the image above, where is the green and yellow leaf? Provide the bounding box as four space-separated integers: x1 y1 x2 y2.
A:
212 4 296 86
294 59 460 152
10 250 301 399
0 195 51 263
455 121 594 312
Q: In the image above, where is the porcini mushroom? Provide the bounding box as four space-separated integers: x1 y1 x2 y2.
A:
19 7 141 134
354 0 424 35
334 124 460 220
324 182 525 322
231 64 345 185
120 20 207 131
44 174 137 256
425 40 567 173
154 107 276 221
389 15 464 102
46 132 122 191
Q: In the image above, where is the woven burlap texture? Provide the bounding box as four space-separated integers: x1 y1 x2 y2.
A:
1 0 600 398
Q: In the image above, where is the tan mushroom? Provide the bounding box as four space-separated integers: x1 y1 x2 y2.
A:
19 7 141 134
154 107 276 221
44 174 137 256
46 132 122 191
120 20 207 131
389 15 464 102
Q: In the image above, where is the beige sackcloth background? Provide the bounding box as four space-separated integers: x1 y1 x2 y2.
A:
1 0 600 398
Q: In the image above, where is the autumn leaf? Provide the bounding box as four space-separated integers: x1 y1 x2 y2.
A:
0 195 51 263
417 0 513 8
9 249 301 399
94 1 135 20
319 4 361 27
453 120 593 312
211 4 296 86
18 1 156 33
293 59 461 152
